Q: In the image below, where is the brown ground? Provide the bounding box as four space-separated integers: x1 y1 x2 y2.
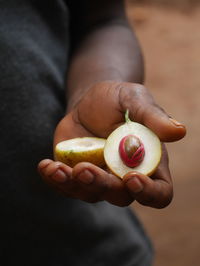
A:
127 3 200 266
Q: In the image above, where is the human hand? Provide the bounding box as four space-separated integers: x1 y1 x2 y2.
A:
38 81 186 207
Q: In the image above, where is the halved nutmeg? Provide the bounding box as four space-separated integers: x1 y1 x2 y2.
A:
54 137 106 167
104 110 162 178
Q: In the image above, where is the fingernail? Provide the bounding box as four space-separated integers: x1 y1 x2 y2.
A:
169 117 184 127
77 170 94 185
126 176 143 193
51 169 68 183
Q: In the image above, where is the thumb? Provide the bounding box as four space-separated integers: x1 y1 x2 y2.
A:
140 103 186 142
120 83 186 142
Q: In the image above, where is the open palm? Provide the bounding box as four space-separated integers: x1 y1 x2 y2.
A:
38 81 186 207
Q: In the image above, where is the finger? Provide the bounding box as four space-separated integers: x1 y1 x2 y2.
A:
38 160 121 204
37 159 52 173
123 168 173 209
142 104 186 142
119 83 186 142
123 161 173 208
124 172 173 209
123 143 173 208
38 159 83 198
38 159 72 184
72 162 134 206
38 160 131 205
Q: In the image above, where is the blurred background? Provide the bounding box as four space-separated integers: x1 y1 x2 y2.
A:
126 0 200 265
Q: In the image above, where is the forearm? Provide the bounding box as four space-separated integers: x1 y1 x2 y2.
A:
66 23 144 111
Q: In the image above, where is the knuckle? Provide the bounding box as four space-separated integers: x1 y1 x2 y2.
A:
158 188 174 209
136 192 170 209
151 185 174 209
152 102 167 115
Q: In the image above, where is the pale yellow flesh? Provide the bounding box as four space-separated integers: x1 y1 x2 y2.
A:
55 137 106 167
104 122 162 178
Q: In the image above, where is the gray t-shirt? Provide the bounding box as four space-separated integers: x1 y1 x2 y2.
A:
0 1 153 265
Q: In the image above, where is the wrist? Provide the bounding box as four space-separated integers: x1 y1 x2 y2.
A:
66 71 124 112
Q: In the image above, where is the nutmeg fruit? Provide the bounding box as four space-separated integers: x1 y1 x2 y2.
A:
54 137 106 167
104 110 162 178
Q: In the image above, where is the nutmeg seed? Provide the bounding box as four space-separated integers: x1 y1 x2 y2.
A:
119 135 145 168
124 135 141 158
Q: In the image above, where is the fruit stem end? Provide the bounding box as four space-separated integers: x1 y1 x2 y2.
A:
125 109 131 123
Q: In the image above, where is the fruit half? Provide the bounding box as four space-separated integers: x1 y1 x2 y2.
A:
104 111 162 178
54 137 106 167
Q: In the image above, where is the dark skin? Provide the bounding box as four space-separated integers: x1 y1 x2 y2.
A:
38 0 186 208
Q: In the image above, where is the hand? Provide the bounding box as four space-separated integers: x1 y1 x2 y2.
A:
38 81 186 208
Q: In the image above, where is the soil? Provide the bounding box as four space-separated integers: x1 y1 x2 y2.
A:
127 3 200 266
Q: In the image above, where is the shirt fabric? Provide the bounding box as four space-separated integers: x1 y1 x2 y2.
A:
0 1 153 265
